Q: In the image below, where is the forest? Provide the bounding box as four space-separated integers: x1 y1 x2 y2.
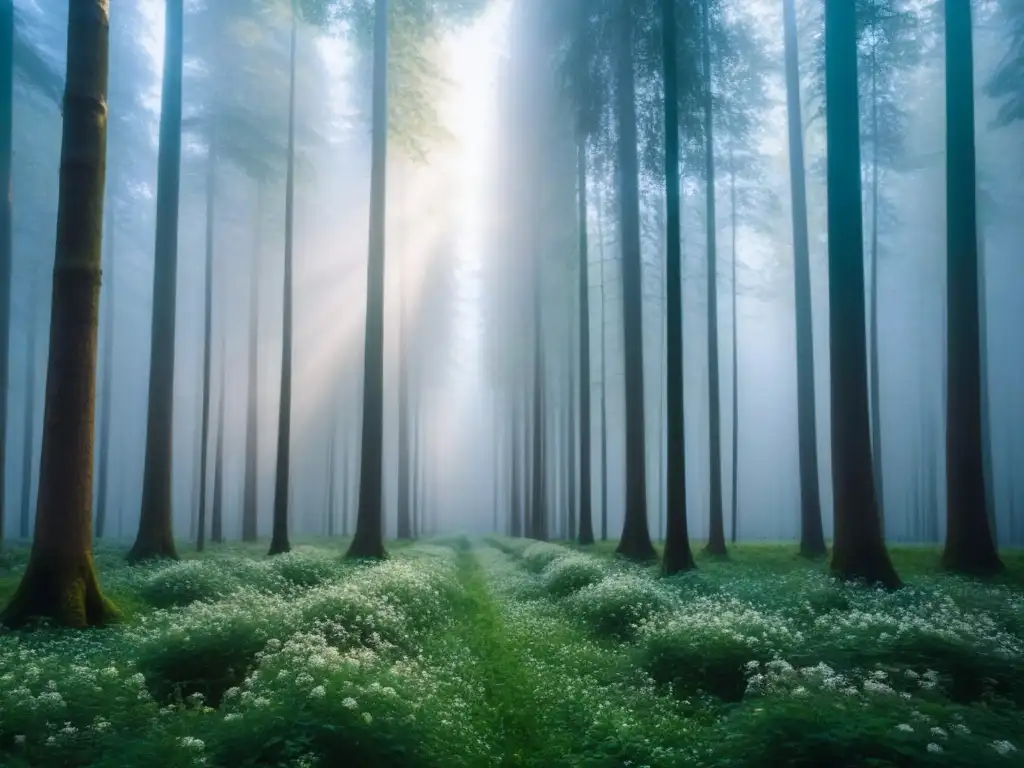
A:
1 0 1023 765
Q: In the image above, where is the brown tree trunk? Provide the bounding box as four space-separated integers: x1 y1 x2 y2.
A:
613 0 655 561
783 0 826 558
347 0 389 560
941 0 1002 574
823 0 900 588
1 0 119 627
129 0 184 564
269 10 298 557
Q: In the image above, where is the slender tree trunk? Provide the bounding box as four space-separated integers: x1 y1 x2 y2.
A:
729 148 739 544
0 0 119 626
129 0 184 564
0 0 12 549
341 424 351 537
326 424 336 536
942 0 1002 574
977 231 996 545
576 138 594 544
510 395 522 537
195 124 216 554
823 0 900 588
613 0 655 561
397 235 411 540
19 271 39 539
242 184 262 542
783 0 826 558
530 274 547 540
269 11 299 557
598 180 608 543
347 0 389 560
661 0 695 574
869 47 885 532
211 333 225 544
95 205 115 539
411 397 420 538
702 0 726 557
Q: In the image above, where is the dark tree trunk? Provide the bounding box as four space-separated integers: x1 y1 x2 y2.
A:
661 0 695 575
576 138 594 545
195 122 216 554
729 149 739 544
129 0 183 564
269 11 298 557
977 232 996 544
613 0 655 561
783 0 826 558
95 201 114 539
597 179 608 543
341 425 351 537
347 0 389 560
241 184 262 542
702 0 726 558
941 0 1002 574
823 0 900 588
211 337 225 544
0 0 119 627
19 267 40 538
0 0 12 548
868 47 886 532
567 347 578 542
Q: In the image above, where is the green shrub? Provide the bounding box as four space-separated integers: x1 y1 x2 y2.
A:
137 560 240 609
521 542 571 574
542 554 609 598
565 573 677 641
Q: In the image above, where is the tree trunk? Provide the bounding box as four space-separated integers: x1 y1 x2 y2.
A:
869 46 886 532
823 0 900 588
576 138 594 545
19 267 40 538
95 204 115 539
530 276 547 540
326 424 336 536
613 0 655 561
598 177 608 543
702 0 726 558
341 425 351 537
411 398 420 538
783 0 826 558
195 122 216 554
269 10 298 557
661 0 695 574
211 334 225 544
941 0 1002 574
0 0 118 627
347 0 389 560
510 395 522 537
977 231 996 545
241 184 262 542
729 148 739 544
129 0 184 564
0 0 12 549
396 252 411 540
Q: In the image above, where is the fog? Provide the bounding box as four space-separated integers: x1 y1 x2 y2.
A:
4 0 1023 548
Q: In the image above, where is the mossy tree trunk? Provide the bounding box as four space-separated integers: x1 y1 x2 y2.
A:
823 0 900 589
129 0 183 564
1 0 119 628
347 0 389 560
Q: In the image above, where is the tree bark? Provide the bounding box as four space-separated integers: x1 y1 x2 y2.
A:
0 0 12 548
978 231 996 545
269 9 298 557
729 148 739 544
661 0 695 574
576 137 594 545
941 0 1002 574
195 128 216 553
869 45 886 532
613 0 655 561
783 0 826 558
241 184 262 542
211 332 225 544
347 0 389 560
823 0 900 588
597 176 608 543
129 0 183 564
1 0 119 627
702 0 726 558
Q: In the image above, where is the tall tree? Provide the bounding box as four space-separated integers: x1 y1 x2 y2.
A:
823 0 900 588
269 5 299 557
195 120 217 554
94 204 115 538
18 267 39 538
576 133 594 545
0 0 118 627
129 0 184 563
241 184 262 542
783 0 826 557
347 0 389 560
941 0 1002 575
613 0 656 562
662 0 695 575
211 333 226 545
701 0 726 557
0 0 12 548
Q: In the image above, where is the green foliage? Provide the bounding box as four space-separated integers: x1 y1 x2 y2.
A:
542 553 611 598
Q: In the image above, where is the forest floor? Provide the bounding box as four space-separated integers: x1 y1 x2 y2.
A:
1 537 1024 767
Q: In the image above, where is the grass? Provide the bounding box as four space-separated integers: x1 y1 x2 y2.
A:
0 536 1023 766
